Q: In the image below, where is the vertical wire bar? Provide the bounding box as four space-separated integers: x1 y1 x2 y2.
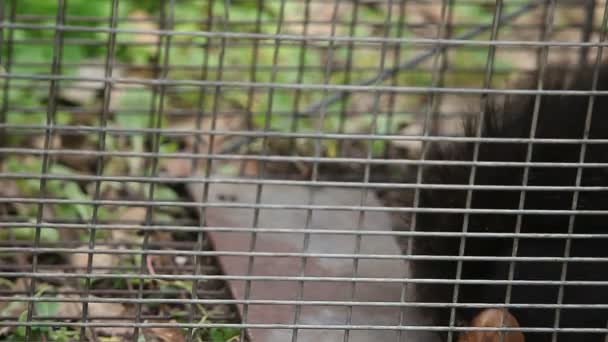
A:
446 1 504 341
343 1 393 341
190 1 216 185
288 0 312 153
448 0 504 341
503 1 558 341
238 1 287 340
0 0 16 149
0 0 3 75
432 0 455 135
431 2 459 341
186 0 218 340
398 0 451 340
132 0 174 340
336 0 360 156
579 0 597 67
23 1 66 340
239 0 264 176
382 0 408 159
0 0 17 248
291 2 343 341
77 0 119 341
0 0 7 125
0 0 15 247
551 4 608 341
0 0 3 188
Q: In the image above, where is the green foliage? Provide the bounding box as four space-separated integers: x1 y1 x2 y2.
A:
10 0 114 71
35 300 59 317
0 226 60 243
209 327 240 342
153 185 180 201
5 285 77 342
5 157 111 221
116 90 155 129
6 111 72 126
5 111 73 145
3 0 511 139
11 311 80 342
14 0 112 21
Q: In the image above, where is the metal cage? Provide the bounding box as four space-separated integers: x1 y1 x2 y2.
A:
0 0 606 341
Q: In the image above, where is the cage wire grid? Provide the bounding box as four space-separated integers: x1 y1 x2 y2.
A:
0 0 607 341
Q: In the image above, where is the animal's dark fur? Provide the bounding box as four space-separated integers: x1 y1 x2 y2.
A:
396 64 608 342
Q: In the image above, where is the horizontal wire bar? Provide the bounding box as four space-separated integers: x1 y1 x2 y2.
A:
0 321 604 333
7 21 608 48
3 222 608 239
2 0 589 12
3 172 608 192
0 60 518 72
4 24 602 43
3 246 608 262
6 72 608 95
1 296 607 310
5 124 608 145
4 147 608 168
2 197 608 215
1 272 607 286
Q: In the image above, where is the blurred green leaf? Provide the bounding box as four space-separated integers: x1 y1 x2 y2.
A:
153 185 180 201
6 111 72 126
35 301 59 317
5 157 100 220
116 90 154 129
15 0 111 20
0 227 60 243
210 327 240 342
48 327 79 342
160 140 179 154
15 310 28 337
217 163 239 176
61 181 92 219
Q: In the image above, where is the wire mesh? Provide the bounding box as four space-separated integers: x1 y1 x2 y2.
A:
0 0 607 342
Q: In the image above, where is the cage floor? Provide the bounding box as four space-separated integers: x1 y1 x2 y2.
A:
189 182 436 342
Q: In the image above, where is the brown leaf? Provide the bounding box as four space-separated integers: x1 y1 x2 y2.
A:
0 179 19 198
58 60 124 106
57 290 130 337
111 207 149 242
399 2 443 37
395 116 465 159
69 245 118 274
56 297 81 319
236 160 259 177
128 10 160 46
88 301 126 317
111 229 140 243
162 115 246 177
0 297 26 336
161 158 193 178
284 3 353 37
143 322 186 342
31 135 61 151
119 207 148 224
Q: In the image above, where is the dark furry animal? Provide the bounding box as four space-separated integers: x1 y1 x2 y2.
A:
395 63 608 342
